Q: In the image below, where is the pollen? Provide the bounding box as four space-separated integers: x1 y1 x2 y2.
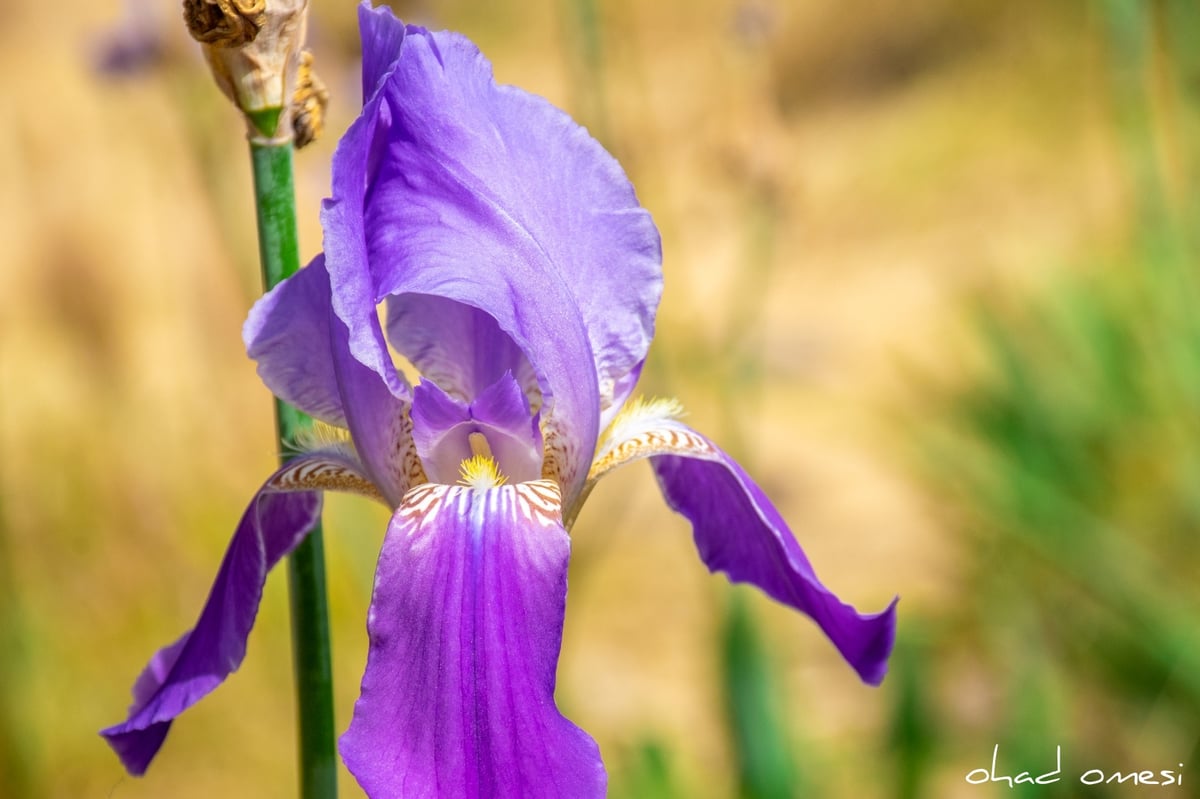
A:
458 454 507 489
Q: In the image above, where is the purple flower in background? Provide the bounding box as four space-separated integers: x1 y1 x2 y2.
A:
102 4 897 796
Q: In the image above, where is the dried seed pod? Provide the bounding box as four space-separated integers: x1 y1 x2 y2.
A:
185 0 311 143
183 0 266 47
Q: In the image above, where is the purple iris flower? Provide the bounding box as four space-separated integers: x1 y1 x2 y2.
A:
102 4 897 795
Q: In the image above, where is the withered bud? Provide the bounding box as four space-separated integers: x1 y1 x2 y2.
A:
291 50 329 149
184 0 310 143
184 0 266 47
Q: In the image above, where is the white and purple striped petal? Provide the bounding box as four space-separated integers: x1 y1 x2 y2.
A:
341 480 604 798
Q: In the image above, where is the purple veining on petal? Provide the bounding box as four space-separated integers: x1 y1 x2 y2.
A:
602 359 645 432
651 433 897 684
100 468 323 774
104 5 899 793
386 293 540 408
410 373 542 483
340 481 604 798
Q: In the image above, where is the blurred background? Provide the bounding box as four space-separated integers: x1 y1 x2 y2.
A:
2 0 1198 796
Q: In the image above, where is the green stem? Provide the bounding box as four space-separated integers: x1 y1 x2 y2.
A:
250 140 338 799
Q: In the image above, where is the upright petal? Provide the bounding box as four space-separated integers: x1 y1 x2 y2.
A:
588 401 897 685
341 480 604 798
323 7 663 501
386 294 539 407
100 464 324 774
358 1 407 104
321 105 410 402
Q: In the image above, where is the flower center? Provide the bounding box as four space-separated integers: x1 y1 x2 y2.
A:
456 455 506 489
456 434 507 489
410 374 543 486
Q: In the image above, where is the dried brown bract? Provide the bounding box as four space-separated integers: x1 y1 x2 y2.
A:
183 0 267 47
185 0 311 143
291 49 329 149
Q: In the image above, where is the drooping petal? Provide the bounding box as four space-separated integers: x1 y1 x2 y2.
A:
588 400 897 685
244 254 346 427
100 463 326 774
410 373 542 484
323 5 663 502
341 480 603 798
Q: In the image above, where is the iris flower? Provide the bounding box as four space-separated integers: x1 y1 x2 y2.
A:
102 4 897 795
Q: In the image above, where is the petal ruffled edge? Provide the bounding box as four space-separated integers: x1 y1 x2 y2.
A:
340 480 604 798
99 464 324 774
587 400 897 685
358 1 408 104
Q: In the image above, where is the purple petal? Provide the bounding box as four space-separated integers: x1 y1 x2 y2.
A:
324 8 663 501
327 306 417 507
341 480 604 798
321 104 410 404
652 435 897 685
358 1 408 103
410 373 542 483
386 294 539 407
244 254 346 427
587 403 895 684
100 467 323 774
246 256 417 506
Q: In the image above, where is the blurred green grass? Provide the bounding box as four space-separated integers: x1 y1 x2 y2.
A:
899 2 1200 796
3 0 1193 797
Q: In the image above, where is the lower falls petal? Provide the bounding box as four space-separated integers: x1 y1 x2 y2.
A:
653 449 898 685
587 401 896 686
340 480 604 799
100 464 324 775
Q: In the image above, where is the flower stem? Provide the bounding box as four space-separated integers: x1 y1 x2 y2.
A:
250 139 338 799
